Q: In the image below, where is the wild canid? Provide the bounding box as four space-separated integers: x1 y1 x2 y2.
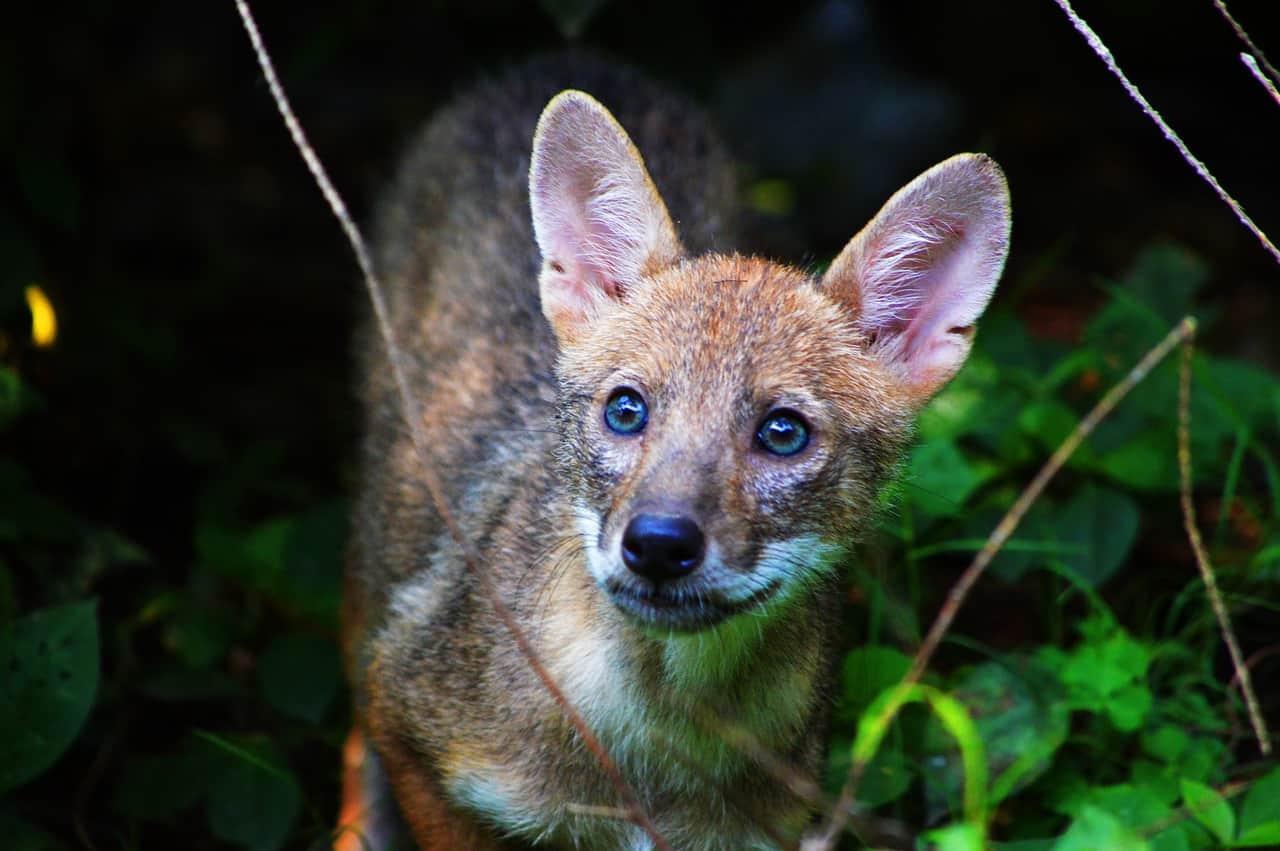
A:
340 55 1011 850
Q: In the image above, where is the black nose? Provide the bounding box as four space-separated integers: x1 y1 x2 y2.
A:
620 514 706 582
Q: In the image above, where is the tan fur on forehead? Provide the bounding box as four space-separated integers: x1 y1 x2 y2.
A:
560 253 915 426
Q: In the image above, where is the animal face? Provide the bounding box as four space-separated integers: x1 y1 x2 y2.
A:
554 256 913 631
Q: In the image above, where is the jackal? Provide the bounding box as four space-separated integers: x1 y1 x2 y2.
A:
341 55 1011 850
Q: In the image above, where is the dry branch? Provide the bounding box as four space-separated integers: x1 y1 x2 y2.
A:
1242 54 1280 107
1053 0 1280 266
1177 328 1272 756
1213 0 1280 89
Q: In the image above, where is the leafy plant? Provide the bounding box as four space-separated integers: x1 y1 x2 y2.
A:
826 244 1280 849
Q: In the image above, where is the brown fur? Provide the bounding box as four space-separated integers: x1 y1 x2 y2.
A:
342 53 1006 850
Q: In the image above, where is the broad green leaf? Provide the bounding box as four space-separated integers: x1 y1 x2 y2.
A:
1018 399 1083 456
1198 356 1280 434
1061 629 1150 703
855 684 988 823
1239 766 1280 842
1052 804 1150 851
256 632 341 724
275 502 346 621
962 498 1063 583
823 734 913 807
203 735 301 851
836 646 911 723
1097 428 1179 492
1141 725 1190 764
1180 778 1234 844
1105 682 1153 732
905 439 996 517
0 601 99 793
1129 760 1181 808
922 822 984 851
1055 484 1140 587
1236 823 1280 847
924 661 1067 808
163 600 237 670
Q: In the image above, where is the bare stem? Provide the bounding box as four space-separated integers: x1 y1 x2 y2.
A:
809 318 1199 850
1212 1 1280 89
1242 53 1280 107
229 2 670 846
1177 328 1272 755
1053 0 1280 266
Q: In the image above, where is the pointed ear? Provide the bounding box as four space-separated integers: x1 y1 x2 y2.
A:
529 90 683 344
822 153 1011 401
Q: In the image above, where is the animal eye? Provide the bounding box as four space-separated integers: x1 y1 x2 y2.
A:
756 409 809 457
604 388 648 435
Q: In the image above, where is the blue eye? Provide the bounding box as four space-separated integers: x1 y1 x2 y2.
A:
757 409 809 456
604 388 648 435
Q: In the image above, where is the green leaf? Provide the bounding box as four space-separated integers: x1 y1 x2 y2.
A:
835 646 911 723
1180 777 1234 844
1236 823 1280 847
163 600 237 670
0 601 99 793
1097 428 1179 492
202 735 301 851
1105 682 1153 732
922 822 984 851
855 684 988 824
925 661 1067 808
905 439 996 517
1018 399 1084 456
256 632 341 724
1052 804 1150 850
1239 767 1280 842
1141 725 1190 764
1055 483 1140 587
1061 628 1151 703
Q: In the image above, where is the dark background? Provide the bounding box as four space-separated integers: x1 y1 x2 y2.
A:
4 0 1280 847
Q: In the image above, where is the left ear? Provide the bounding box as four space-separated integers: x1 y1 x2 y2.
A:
529 90 684 345
822 153 1011 401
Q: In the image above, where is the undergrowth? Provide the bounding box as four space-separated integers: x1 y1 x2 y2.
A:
2 240 1277 850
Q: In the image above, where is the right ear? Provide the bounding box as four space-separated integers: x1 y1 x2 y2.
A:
529 90 683 344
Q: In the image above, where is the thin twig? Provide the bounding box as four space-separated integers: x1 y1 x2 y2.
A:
810 318 1200 850
229 2 671 847
1177 327 1272 755
1212 0 1280 89
1053 0 1280 266
1242 54 1280 107
1224 645 1280 744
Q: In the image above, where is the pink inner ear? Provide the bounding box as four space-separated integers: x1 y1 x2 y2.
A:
859 209 1003 391
823 152 1010 397
894 219 971 357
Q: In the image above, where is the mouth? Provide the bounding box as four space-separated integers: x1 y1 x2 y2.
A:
603 577 782 631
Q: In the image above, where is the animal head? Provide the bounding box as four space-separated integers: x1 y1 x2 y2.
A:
529 90 1010 632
